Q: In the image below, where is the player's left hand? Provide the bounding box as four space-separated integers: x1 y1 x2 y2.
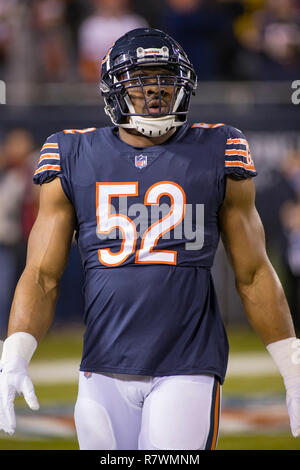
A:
0 341 8 434
285 375 300 437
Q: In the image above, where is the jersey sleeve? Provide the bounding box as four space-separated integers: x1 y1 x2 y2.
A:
33 133 62 185
224 127 257 179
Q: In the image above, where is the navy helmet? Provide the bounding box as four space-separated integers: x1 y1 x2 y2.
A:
100 28 197 137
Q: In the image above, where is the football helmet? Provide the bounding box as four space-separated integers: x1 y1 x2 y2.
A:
100 28 197 137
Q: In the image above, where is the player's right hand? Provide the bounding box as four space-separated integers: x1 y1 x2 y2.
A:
0 356 39 435
285 375 300 438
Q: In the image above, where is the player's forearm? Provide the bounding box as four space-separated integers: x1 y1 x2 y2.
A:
7 265 59 342
236 260 295 345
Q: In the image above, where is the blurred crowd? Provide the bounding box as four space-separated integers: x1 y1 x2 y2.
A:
0 129 39 335
256 149 300 333
0 128 85 336
278 152 300 332
0 0 300 84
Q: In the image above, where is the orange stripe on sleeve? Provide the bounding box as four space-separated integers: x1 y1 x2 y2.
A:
34 164 61 175
41 143 59 151
225 149 248 157
38 153 60 163
211 381 220 450
226 138 248 146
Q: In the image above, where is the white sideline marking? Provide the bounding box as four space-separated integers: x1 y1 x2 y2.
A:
28 359 80 384
227 353 278 376
27 353 279 384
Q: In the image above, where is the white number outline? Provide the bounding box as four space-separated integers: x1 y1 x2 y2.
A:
135 181 186 265
96 181 186 266
96 182 138 266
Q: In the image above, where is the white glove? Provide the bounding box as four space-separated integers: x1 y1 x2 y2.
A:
284 375 300 437
0 333 39 435
267 337 300 437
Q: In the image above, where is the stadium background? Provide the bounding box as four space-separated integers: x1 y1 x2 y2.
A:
0 0 300 450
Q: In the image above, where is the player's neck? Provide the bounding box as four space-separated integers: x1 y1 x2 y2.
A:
118 127 177 148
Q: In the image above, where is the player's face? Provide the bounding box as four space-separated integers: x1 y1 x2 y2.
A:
124 67 177 117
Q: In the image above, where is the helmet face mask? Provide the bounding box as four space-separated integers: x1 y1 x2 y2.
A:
100 28 197 137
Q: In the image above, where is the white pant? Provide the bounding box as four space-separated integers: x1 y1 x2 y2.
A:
74 372 221 450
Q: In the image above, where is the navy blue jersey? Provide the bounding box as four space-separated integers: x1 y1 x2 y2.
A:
33 122 257 384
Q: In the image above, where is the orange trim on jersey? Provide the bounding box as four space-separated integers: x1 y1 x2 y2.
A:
225 160 256 172
211 381 220 450
191 122 225 129
225 149 248 157
211 123 225 128
41 143 59 151
226 138 248 146
38 153 60 163
34 164 61 175
63 128 96 134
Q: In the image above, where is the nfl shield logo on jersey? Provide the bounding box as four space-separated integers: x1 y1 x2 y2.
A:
135 154 147 169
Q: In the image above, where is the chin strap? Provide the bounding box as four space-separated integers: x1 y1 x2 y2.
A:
122 115 184 138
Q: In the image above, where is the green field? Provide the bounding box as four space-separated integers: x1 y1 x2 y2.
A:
0 325 299 451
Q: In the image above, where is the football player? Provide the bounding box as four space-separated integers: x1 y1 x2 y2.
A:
0 28 300 450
